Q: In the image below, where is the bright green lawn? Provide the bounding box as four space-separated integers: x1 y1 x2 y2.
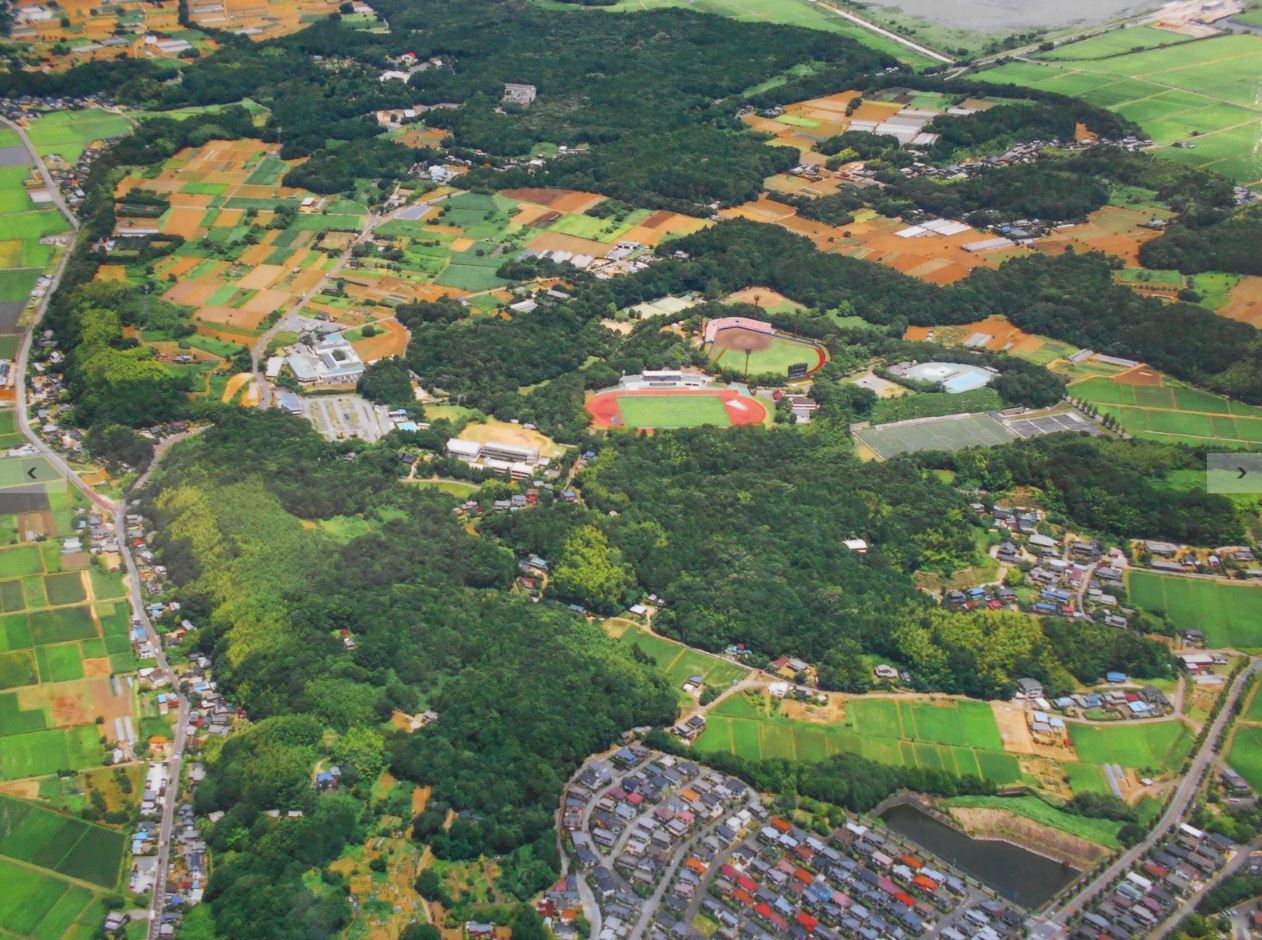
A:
616 393 733 429
1067 719 1193 773
1127 570 1262 649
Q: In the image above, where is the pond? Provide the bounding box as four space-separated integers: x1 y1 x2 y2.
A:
879 803 1081 908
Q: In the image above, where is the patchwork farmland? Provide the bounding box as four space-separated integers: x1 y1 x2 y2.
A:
979 34 1262 185
1127 570 1262 649
1070 372 1262 448
604 620 749 703
0 131 71 333
694 692 1193 798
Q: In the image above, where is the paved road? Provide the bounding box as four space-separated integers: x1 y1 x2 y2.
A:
1152 836 1261 938
8 135 189 940
809 0 953 63
0 116 79 229
1031 659 1262 938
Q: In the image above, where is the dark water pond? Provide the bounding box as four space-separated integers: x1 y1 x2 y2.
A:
879 803 1080 908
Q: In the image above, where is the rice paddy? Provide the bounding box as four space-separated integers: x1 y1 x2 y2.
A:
979 34 1262 185
1126 570 1262 650
604 620 749 702
1070 373 1262 448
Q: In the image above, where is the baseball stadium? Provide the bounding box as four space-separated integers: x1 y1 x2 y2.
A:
703 316 828 378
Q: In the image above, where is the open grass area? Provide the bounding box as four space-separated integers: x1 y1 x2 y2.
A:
1127 570 1262 649
606 621 748 700
616 393 733 429
978 34 1262 184
1071 375 1262 448
1067 719 1193 773
1228 725 1262 791
943 794 1124 848
710 332 826 377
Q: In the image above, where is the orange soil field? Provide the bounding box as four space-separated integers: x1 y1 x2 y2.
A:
623 211 709 246
195 305 273 331
1035 206 1173 267
724 287 803 310
526 230 615 257
501 188 606 213
720 198 1024 285
1220 277 1262 328
351 319 410 361
904 316 1046 357
1113 365 1164 387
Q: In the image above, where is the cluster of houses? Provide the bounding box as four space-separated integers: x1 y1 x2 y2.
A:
1073 823 1238 939
1135 539 1262 580
564 748 1018 940
565 747 754 938
517 241 658 279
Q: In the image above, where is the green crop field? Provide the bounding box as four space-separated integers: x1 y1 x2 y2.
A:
609 622 748 699
24 109 134 164
1038 26 1189 60
616 394 734 429
855 411 1016 458
1228 725 1262 791
1071 376 1262 448
1067 720 1193 773
979 34 1262 184
0 726 103 781
1127 570 1262 649
695 693 1024 786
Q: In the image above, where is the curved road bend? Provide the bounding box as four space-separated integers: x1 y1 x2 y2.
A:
9 136 189 940
1031 659 1262 939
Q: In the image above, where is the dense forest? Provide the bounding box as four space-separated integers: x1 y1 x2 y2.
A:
150 413 676 937
1139 205 1262 276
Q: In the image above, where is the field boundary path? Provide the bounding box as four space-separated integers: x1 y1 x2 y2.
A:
1029 657 1262 939
8 132 190 940
810 0 953 64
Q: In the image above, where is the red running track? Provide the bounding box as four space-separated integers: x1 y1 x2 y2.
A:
586 388 768 429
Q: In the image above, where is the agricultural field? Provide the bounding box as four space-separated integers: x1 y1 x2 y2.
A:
695 693 1026 787
186 0 345 40
905 316 1080 366
979 34 1262 185
24 110 134 165
604 620 749 702
1 0 205 71
585 388 769 430
0 467 135 784
1066 720 1193 775
1126 570 1262 649
1070 372 1262 448
1228 725 1262 792
0 153 71 329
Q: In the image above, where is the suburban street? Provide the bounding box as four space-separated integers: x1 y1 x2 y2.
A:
8 138 190 940
1030 657 1262 939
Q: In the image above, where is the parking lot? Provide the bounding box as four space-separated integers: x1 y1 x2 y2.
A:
303 394 394 442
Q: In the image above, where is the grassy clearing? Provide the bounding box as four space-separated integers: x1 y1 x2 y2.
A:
711 333 825 377
24 109 133 164
1228 725 1262 791
606 621 748 699
943 794 1123 848
1067 720 1193 773
1127 570 1262 649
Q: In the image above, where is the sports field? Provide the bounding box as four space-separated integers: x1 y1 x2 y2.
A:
586 388 768 430
854 411 1016 459
1126 570 1262 649
1071 375 1262 447
709 327 827 377
695 694 1025 786
979 34 1262 184
605 620 748 700
1067 720 1193 774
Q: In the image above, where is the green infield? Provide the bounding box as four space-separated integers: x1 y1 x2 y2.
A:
978 35 1262 184
1126 570 1262 649
616 394 733 430
855 411 1017 459
1071 376 1262 448
1067 720 1193 773
1229 725 1262 791
709 329 826 377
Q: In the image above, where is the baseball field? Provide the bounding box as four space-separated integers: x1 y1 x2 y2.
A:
1126 570 1262 649
708 325 828 377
